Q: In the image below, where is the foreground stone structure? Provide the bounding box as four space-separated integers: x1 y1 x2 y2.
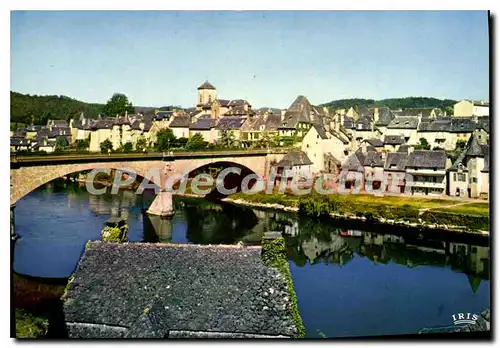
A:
61 242 299 338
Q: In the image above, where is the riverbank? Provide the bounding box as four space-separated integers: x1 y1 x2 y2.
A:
222 192 489 236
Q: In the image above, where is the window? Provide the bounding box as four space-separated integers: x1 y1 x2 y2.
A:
453 173 457 181
200 95 203 104
471 177 477 183
306 144 309 148
209 95 212 103
457 173 466 182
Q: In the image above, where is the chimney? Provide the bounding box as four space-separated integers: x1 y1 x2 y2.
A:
281 109 287 122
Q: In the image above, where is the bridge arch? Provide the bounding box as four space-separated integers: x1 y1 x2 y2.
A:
10 161 165 205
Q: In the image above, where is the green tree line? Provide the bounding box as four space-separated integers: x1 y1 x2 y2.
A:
320 97 457 111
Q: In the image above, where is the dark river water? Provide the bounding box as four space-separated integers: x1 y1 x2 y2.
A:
13 180 490 338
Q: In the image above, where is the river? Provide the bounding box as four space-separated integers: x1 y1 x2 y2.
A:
13 179 490 338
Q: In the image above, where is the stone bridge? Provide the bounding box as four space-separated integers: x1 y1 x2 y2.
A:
10 150 286 207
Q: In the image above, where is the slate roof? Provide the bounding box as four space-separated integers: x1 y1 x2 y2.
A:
464 132 488 157
387 116 419 129
62 242 298 338
353 118 372 131
363 151 384 167
384 135 405 145
169 116 191 128
402 108 434 118
342 150 365 172
476 117 489 133
216 117 247 130
240 115 265 132
329 129 350 144
356 106 373 120
190 117 216 130
155 111 174 120
224 105 254 117
363 138 384 147
218 99 230 107
343 116 355 129
397 145 410 153
450 118 477 133
418 118 452 132
279 95 314 129
90 119 115 130
198 81 216 90
384 152 409 171
276 151 312 167
374 106 395 126
312 124 328 139
228 99 250 107
472 100 489 107
10 137 30 146
406 150 447 170
265 114 282 131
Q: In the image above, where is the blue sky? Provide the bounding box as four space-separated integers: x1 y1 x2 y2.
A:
11 11 489 109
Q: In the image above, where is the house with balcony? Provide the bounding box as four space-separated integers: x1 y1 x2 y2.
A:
404 150 450 196
448 130 489 199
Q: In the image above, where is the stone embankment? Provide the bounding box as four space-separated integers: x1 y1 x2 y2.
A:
222 197 489 236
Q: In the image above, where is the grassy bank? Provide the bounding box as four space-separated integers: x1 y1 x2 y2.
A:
229 191 489 233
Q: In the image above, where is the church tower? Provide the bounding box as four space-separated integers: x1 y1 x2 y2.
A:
196 81 217 110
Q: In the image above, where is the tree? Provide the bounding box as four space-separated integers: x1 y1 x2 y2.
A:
102 93 135 117
122 142 133 153
254 131 276 149
155 128 177 151
54 136 68 152
136 136 148 152
76 139 89 151
216 129 236 148
100 139 113 154
186 133 207 150
175 137 189 148
415 138 431 150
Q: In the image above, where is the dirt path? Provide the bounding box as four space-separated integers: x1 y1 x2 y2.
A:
418 201 477 214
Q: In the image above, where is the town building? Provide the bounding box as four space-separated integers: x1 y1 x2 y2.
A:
404 150 450 196
448 130 489 199
301 124 349 174
454 100 489 117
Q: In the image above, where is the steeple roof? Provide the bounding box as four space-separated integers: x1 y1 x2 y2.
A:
197 81 216 90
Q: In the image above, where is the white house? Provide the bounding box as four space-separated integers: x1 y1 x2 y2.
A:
301 124 349 174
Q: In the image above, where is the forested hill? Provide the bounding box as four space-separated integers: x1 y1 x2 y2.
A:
319 97 457 111
10 92 104 124
10 91 164 125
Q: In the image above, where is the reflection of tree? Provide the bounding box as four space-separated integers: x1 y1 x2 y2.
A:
182 201 259 244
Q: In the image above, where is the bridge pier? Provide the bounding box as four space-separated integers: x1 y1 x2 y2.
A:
146 190 174 217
